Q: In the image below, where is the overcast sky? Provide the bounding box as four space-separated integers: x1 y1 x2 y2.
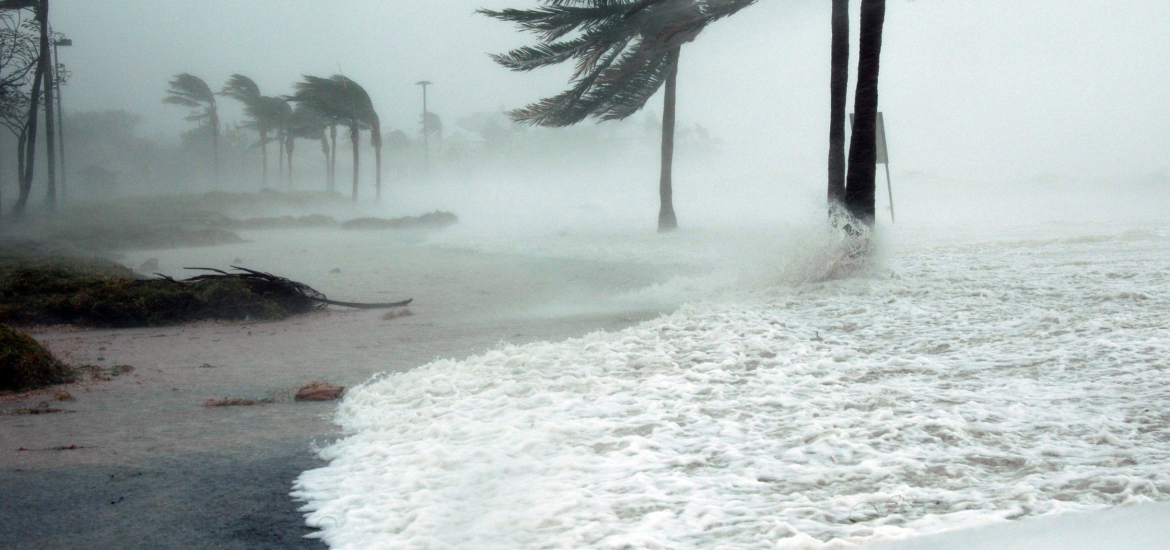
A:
52 0 1170 183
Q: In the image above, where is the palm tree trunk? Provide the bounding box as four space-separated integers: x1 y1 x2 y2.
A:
329 125 337 192
40 0 57 212
373 129 382 202
350 124 360 203
211 108 220 188
827 0 849 211
320 136 329 190
844 0 886 226
13 122 29 214
286 136 294 189
14 54 45 217
277 130 284 184
260 130 269 188
657 46 681 233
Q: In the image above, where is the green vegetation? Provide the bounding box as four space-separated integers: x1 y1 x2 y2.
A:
0 323 74 393
0 244 319 328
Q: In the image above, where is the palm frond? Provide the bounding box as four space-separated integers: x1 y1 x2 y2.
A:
164 73 215 107
485 0 755 128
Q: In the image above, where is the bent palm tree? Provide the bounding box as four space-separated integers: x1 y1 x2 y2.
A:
291 75 380 202
221 74 282 188
286 104 330 189
164 73 219 185
482 0 755 233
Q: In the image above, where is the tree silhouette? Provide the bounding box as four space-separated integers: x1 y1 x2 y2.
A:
163 73 219 186
843 0 886 226
285 104 330 189
827 0 849 213
292 75 381 202
482 0 755 232
220 74 291 189
0 7 39 216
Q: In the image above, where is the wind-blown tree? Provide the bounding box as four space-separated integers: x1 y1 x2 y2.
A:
221 74 285 188
163 73 220 186
481 0 755 233
842 0 886 226
0 7 38 216
269 96 292 186
1 0 55 216
291 75 381 202
285 104 330 189
827 0 849 212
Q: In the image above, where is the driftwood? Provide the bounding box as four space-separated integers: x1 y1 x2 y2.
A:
157 266 412 309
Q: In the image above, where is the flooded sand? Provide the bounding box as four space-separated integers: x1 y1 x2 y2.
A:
0 228 677 550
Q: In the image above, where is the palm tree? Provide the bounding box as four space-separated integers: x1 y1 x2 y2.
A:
220 74 276 188
843 0 886 226
481 0 755 233
163 73 219 185
285 104 330 189
827 0 849 212
291 74 380 202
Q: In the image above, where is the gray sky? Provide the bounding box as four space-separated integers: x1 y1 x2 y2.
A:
53 0 1170 183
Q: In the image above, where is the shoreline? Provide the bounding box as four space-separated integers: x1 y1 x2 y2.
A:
0 232 680 549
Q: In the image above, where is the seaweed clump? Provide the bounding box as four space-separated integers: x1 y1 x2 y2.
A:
0 323 75 392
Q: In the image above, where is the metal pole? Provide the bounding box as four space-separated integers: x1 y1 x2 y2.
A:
416 81 431 180
53 39 69 204
884 162 895 223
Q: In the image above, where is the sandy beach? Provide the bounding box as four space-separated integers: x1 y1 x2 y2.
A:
0 228 678 549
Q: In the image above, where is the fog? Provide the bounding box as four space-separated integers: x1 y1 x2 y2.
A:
4 3 1170 549
34 0 1170 207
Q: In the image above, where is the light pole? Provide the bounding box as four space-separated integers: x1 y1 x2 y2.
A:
53 36 71 203
415 80 431 179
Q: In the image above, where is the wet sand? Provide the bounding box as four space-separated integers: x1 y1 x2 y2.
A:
0 229 677 549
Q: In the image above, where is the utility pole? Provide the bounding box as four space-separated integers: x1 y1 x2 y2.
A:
53 36 71 204
415 80 432 180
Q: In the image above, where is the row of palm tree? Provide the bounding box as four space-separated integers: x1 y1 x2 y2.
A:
163 73 382 202
484 0 890 233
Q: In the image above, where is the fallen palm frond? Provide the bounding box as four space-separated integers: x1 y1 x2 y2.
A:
1 247 410 327
172 266 412 309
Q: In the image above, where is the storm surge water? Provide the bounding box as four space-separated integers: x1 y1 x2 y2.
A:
292 210 1170 549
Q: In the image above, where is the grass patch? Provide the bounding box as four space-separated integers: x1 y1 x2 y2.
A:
341 211 457 230
0 245 320 328
0 324 75 393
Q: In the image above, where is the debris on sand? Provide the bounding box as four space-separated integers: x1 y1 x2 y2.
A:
203 397 262 407
0 324 75 393
295 381 345 402
2 245 411 328
1 401 69 416
381 309 414 321
77 365 136 382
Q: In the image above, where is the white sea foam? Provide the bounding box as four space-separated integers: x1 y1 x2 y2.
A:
294 222 1170 549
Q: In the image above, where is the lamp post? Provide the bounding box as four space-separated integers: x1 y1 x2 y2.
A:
53 36 71 203
415 80 431 179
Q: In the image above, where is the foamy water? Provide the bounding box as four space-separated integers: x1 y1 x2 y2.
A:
293 221 1170 549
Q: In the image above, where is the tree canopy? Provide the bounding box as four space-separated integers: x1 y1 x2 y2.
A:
481 0 755 126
